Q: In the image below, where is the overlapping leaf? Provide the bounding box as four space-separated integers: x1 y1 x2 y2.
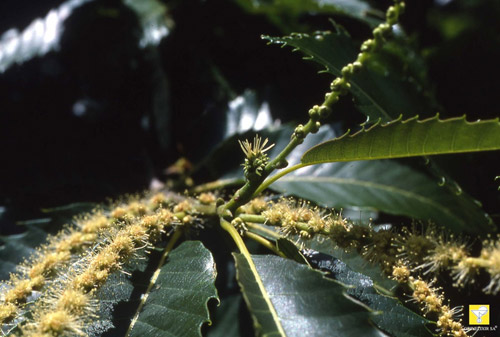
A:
233 253 383 337
271 159 493 234
128 241 218 337
304 249 433 337
263 30 435 123
235 0 383 28
196 124 493 233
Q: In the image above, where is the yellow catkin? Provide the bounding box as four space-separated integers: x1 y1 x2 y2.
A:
56 289 90 314
19 196 186 336
127 201 147 216
173 200 192 213
38 309 82 335
0 302 17 322
198 192 216 205
480 239 500 294
407 276 468 336
81 215 109 233
0 192 185 326
149 193 168 209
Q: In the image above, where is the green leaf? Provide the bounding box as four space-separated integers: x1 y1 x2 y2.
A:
301 115 500 163
128 241 218 337
195 123 492 234
272 159 493 234
263 30 436 123
233 253 383 337
0 225 49 281
276 238 308 265
206 295 244 337
235 0 383 28
303 249 434 337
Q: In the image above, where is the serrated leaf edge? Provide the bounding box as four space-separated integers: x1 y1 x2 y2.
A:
301 114 500 164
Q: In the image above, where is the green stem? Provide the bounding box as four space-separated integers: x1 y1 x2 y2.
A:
220 121 318 215
237 214 266 223
254 163 307 196
125 229 183 336
220 218 253 257
219 217 286 336
466 257 491 269
244 231 285 257
246 222 282 240
238 213 331 236
220 2 406 216
265 120 316 175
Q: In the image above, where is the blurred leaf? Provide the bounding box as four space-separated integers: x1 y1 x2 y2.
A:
0 0 92 73
235 0 384 29
0 225 48 280
301 115 500 163
224 90 274 139
128 241 218 337
263 30 435 123
124 0 172 47
305 238 396 291
233 253 383 337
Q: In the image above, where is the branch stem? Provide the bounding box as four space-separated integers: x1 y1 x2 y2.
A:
244 231 285 257
254 163 307 196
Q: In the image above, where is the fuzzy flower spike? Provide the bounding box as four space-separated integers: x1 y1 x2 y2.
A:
239 135 275 179
238 135 274 160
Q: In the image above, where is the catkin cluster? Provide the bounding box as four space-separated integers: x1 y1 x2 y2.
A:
392 264 470 337
239 196 500 337
0 191 216 336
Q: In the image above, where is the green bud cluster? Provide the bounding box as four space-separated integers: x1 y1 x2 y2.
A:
239 136 275 181
320 0 405 114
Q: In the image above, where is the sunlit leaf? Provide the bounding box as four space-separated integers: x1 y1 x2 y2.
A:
302 115 500 163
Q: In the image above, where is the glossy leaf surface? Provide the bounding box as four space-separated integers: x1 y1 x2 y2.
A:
128 241 218 337
234 253 383 337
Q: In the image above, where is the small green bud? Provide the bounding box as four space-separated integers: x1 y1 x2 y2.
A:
327 92 340 105
294 125 306 139
215 198 225 208
352 61 362 73
341 64 354 78
379 23 391 32
360 39 374 52
356 52 368 64
398 2 405 14
308 105 320 120
331 78 350 96
330 78 343 91
386 6 398 25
